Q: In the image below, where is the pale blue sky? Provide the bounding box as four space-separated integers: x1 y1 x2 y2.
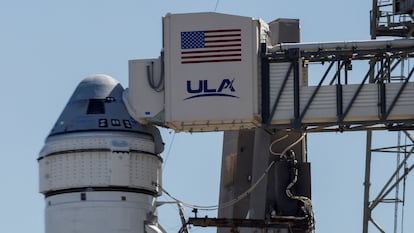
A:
1 1 413 233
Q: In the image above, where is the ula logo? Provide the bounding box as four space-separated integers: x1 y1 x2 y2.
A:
184 79 239 100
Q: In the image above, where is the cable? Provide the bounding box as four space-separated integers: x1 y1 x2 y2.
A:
284 150 316 232
159 131 311 233
218 160 276 210
214 0 220 11
271 132 313 231
158 160 276 211
161 186 218 211
146 50 165 92
269 134 290 155
162 130 176 170
160 132 307 212
269 132 307 158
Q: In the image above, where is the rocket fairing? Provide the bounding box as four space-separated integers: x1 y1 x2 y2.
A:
38 74 165 233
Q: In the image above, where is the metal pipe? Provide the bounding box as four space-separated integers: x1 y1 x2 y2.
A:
268 38 414 53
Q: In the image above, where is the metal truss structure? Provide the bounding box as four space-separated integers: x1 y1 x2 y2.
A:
363 130 414 233
261 16 414 232
371 0 414 38
261 40 414 133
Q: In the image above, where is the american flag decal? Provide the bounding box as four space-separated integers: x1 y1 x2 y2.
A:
180 29 242 64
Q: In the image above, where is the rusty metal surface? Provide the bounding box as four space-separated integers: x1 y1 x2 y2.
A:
188 216 312 233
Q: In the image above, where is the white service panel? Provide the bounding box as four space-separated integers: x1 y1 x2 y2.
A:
162 12 263 131
125 59 164 124
45 192 158 233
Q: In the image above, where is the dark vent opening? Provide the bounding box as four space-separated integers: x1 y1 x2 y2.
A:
87 99 106 114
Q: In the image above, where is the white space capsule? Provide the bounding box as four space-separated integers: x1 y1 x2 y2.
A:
38 75 165 233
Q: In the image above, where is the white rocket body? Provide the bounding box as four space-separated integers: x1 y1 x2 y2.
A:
38 75 165 233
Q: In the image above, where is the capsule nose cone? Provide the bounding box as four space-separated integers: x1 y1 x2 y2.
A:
71 74 120 101
48 74 127 135
46 74 164 153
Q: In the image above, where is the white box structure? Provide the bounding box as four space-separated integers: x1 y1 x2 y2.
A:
124 59 164 124
124 12 414 132
125 12 268 132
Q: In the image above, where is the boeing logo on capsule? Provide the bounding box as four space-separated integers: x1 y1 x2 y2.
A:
184 78 240 100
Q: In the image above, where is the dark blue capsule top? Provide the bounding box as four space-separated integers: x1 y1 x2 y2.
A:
48 74 163 153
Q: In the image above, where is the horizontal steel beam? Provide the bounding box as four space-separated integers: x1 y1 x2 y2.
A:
268 38 414 53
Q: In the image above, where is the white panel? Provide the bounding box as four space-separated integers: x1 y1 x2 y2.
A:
269 62 294 124
126 136 156 153
40 151 161 193
110 152 130 186
342 84 379 121
40 152 110 192
40 132 155 157
40 136 109 157
45 192 156 233
40 152 162 193
163 12 262 131
39 132 162 193
125 59 164 124
300 85 337 123
130 152 162 194
386 82 414 119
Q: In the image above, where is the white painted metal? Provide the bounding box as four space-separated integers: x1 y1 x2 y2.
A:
45 191 162 233
124 58 164 124
386 83 414 118
269 62 414 125
126 12 268 132
39 131 164 233
39 132 155 157
39 132 161 195
162 12 262 131
269 62 294 124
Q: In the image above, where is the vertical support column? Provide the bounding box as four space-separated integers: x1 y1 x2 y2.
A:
363 129 373 233
217 129 310 233
261 43 270 124
371 0 378 39
290 48 301 129
217 18 310 233
247 129 274 220
218 130 258 220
